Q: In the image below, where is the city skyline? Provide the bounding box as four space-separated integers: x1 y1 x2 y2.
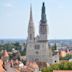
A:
0 0 72 39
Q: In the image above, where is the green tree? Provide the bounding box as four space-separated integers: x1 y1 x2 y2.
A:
42 61 72 72
52 43 57 52
20 51 26 56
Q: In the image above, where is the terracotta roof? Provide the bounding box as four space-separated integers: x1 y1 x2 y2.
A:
15 69 20 72
22 61 39 72
53 70 72 72
3 50 9 57
0 59 5 72
23 66 34 72
36 61 47 69
0 59 3 66
27 61 39 69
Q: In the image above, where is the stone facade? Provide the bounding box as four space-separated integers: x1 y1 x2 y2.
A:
26 2 59 64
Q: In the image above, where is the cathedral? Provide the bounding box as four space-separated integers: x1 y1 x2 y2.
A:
26 2 59 64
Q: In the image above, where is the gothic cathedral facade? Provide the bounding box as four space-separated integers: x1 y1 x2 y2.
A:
26 2 59 64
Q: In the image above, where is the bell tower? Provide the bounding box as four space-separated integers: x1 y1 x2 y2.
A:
39 2 48 41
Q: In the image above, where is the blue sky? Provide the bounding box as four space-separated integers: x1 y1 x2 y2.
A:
0 0 72 39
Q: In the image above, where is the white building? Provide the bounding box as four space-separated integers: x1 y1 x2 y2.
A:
26 2 59 64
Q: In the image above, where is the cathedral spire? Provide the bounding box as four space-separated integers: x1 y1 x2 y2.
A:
29 4 33 23
28 5 35 41
42 2 45 14
41 2 47 23
39 2 48 40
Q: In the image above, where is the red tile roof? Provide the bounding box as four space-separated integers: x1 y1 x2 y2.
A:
53 70 72 72
0 59 5 72
3 50 9 57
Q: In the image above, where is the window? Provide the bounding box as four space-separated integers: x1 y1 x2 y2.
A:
35 45 40 49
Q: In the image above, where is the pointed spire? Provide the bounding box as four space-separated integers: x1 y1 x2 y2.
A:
29 4 33 23
28 4 35 41
41 2 47 23
28 4 34 26
42 2 45 14
39 2 48 37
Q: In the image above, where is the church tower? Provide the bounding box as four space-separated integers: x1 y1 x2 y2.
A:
28 5 35 42
26 5 35 61
39 2 48 40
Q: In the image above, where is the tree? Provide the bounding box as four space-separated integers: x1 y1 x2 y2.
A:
52 43 57 52
13 42 21 51
42 61 72 72
20 51 26 56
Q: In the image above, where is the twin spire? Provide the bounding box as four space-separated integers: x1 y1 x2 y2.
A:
29 2 46 24
28 2 47 40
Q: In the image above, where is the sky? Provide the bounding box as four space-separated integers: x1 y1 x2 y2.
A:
0 0 72 40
